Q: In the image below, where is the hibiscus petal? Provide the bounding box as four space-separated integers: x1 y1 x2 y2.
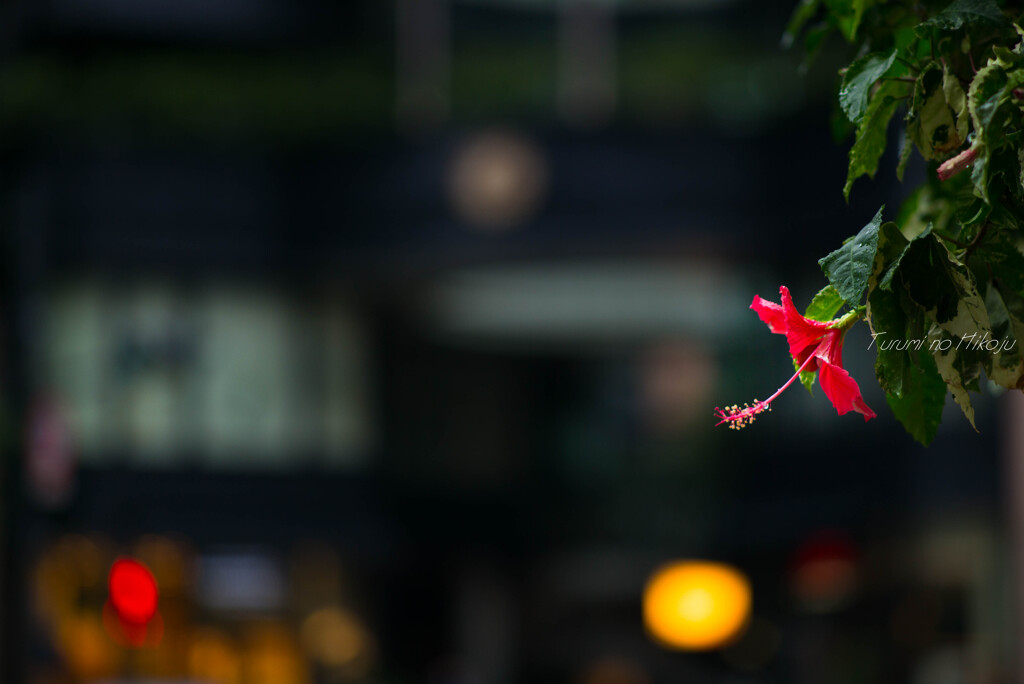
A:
814 330 844 366
750 295 787 334
779 286 832 358
794 346 820 373
817 359 877 421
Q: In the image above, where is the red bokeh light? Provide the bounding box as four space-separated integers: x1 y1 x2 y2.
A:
108 558 158 625
788 531 858 612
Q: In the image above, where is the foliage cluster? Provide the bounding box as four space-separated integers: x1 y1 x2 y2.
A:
786 0 1024 444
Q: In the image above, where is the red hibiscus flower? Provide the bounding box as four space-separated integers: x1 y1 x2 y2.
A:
715 286 876 429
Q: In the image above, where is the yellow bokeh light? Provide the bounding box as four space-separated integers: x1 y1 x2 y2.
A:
57 613 121 679
242 622 309 684
300 606 375 671
188 628 241 684
643 561 751 651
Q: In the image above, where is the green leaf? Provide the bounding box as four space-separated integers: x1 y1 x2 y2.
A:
983 236 1024 293
942 64 970 143
954 195 991 228
982 282 1024 389
824 0 871 42
943 65 967 118
886 348 947 445
899 234 991 338
793 355 817 395
839 50 898 124
996 282 1024 337
927 325 978 429
844 80 906 200
920 0 1007 33
1018 146 1024 198
868 285 910 396
819 206 884 303
783 0 822 47
874 221 916 291
975 147 1024 208
970 154 993 204
896 131 914 182
966 63 1024 201
968 60 1010 138
992 46 1024 68
845 0 870 42
908 63 964 160
895 185 946 240
968 63 1024 144
804 284 846 321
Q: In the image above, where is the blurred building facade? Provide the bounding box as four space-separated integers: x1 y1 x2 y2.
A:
0 0 1015 683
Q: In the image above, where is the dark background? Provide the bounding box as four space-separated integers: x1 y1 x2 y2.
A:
0 0 1013 683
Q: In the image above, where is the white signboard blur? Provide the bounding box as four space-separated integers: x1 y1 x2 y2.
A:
43 279 372 469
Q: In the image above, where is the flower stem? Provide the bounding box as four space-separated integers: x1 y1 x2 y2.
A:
714 342 825 428
964 220 990 259
762 344 822 406
834 308 863 332
894 56 919 73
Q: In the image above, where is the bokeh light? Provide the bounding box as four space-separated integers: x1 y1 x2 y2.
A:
108 558 159 624
446 130 548 231
134 535 188 593
188 628 242 684
643 561 751 650
300 606 376 674
57 612 121 679
102 600 164 648
789 531 857 613
576 657 650 684
242 621 309 684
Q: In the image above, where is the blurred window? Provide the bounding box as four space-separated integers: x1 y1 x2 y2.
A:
42 280 373 469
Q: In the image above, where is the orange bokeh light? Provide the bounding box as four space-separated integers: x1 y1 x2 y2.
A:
643 561 751 651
